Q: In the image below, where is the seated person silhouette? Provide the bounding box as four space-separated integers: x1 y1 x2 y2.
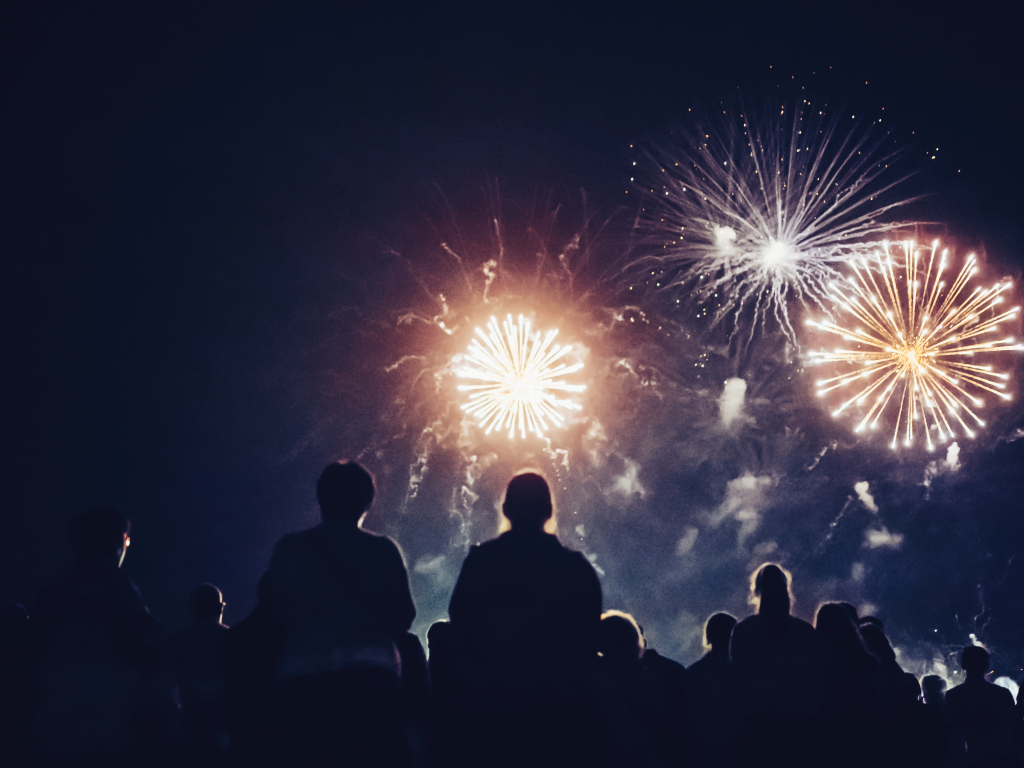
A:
168 584 229 758
32 508 162 768
945 644 1017 764
729 563 816 767
447 471 602 768
264 460 415 767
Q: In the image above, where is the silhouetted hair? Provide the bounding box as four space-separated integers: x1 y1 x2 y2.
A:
704 612 737 650
921 674 947 705
317 461 375 522
960 644 990 675
598 610 644 663
502 472 553 529
750 563 793 616
190 584 224 620
69 507 130 560
815 603 868 657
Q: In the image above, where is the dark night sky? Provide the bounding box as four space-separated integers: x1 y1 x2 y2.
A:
3 1 1022 663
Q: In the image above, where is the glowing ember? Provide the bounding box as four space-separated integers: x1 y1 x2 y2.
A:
807 240 1022 450
456 314 585 439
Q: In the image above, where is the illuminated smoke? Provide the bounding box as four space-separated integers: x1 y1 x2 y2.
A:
719 377 747 428
854 480 878 512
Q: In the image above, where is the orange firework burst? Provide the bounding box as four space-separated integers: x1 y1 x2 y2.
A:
806 240 1022 450
456 314 585 439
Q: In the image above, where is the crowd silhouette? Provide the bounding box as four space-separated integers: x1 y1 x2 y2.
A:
2 461 1023 767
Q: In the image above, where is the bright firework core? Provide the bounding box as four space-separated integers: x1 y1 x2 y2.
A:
807 240 1023 450
456 314 585 439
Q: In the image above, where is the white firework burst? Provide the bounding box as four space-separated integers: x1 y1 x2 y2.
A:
456 314 585 439
635 99 920 343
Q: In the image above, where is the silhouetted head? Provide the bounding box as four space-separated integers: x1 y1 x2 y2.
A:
317 461 375 523
190 584 225 623
921 675 947 706
750 563 793 616
815 602 868 658
502 472 553 531
859 615 884 631
960 645 990 678
858 623 895 664
837 602 859 624
70 508 130 568
598 610 644 664
704 612 737 652
427 620 454 659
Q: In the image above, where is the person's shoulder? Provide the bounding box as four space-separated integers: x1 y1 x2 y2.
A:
273 528 311 553
354 527 404 555
732 614 759 632
945 682 968 700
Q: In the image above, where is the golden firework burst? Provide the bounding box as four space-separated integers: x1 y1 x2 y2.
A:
806 240 1022 450
456 314 585 439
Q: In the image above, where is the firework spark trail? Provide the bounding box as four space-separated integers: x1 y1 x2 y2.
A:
634 99 920 343
807 240 1023 450
456 314 585 439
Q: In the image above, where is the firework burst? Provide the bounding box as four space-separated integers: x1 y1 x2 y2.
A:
633 99 919 343
806 240 1022 450
456 314 586 439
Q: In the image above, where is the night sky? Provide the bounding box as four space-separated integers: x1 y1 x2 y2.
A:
4 3 1023 678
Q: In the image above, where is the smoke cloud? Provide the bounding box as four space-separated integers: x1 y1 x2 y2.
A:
854 481 878 513
719 377 747 428
864 526 904 550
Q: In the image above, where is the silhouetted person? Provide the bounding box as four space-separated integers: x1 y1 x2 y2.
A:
448 471 602 768
426 620 458 765
224 573 285 768
169 584 230 761
858 619 902 677
920 675 957 767
686 612 737 764
945 645 1017 765
264 461 414 767
635 627 687 766
0 604 34 768
32 508 164 767
809 603 881 765
729 563 816 767
595 611 665 767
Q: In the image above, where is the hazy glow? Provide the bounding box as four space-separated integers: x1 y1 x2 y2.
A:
456 314 585 439
638 100 917 342
807 240 1022 450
